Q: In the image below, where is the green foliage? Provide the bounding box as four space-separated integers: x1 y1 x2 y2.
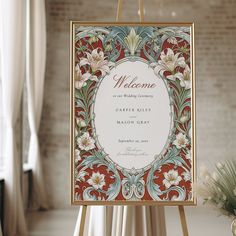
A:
199 160 236 216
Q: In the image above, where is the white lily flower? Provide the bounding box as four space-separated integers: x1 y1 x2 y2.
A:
173 132 189 149
150 48 186 81
87 172 105 190
163 169 182 189
178 65 191 89
77 132 95 151
80 48 114 80
74 64 91 89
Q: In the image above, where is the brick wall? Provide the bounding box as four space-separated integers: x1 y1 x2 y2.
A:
40 0 236 208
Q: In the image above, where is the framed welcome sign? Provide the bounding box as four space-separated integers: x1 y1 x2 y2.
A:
70 22 195 205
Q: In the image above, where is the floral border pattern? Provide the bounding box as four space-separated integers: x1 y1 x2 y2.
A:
73 25 193 202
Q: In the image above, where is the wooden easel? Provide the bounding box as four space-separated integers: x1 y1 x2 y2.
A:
77 0 189 235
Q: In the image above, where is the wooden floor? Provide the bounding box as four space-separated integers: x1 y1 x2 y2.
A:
27 208 78 236
27 206 232 236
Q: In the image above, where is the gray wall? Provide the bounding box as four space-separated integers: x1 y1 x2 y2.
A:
40 0 236 208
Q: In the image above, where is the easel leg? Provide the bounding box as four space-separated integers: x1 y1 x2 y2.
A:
116 0 123 21
79 205 87 236
178 206 189 236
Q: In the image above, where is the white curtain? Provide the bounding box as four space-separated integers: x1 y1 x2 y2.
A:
0 0 27 235
74 206 166 236
0 37 2 236
26 0 48 209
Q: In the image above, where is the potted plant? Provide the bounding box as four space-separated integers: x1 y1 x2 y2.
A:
198 160 236 235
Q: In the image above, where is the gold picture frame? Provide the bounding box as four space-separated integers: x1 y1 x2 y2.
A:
70 21 196 206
